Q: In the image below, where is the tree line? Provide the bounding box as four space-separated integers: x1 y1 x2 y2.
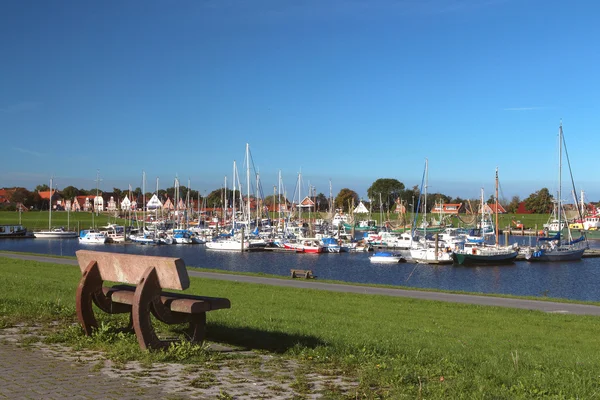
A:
0 179 588 214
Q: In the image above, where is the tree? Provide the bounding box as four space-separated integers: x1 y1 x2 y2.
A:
35 184 50 192
112 188 123 201
315 193 328 212
507 196 521 213
10 188 33 207
524 188 554 214
366 179 405 211
61 186 79 200
334 188 359 212
206 188 241 208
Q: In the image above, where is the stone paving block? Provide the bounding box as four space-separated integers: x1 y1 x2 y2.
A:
0 343 173 399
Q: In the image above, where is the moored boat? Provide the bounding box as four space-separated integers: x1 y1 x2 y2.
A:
78 229 108 244
369 252 405 263
0 224 29 238
34 227 78 239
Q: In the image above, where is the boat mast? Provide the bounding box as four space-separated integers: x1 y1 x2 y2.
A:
49 177 53 230
246 143 251 229
231 163 236 232
495 167 499 247
142 171 146 233
558 123 563 246
423 158 428 238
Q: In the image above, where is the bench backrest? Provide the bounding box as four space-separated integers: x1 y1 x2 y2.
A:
76 250 190 290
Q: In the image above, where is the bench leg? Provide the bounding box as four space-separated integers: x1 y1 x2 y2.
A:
188 313 207 344
76 261 103 335
76 261 133 336
132 267 167 350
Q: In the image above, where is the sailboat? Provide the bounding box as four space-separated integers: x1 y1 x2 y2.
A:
409 159 454 264
525 123 588 261
33 177 78 239
452 168 519 265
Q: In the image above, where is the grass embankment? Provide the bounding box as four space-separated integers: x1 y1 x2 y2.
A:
1 257 599 398
0 210 551 232
0 210 130 231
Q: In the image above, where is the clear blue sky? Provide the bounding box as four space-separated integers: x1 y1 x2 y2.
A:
2 0 599 203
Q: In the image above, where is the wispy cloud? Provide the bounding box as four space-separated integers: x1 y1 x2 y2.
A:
12 147 44 157
0 101 40 114
503 107 546 111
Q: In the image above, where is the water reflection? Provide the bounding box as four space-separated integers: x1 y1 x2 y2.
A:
1 237 600 301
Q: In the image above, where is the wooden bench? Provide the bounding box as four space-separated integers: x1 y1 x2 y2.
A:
290 269 315 279
75 250 231 350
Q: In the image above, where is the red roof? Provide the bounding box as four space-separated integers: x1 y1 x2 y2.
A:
0 189 14 203
38 190 54 200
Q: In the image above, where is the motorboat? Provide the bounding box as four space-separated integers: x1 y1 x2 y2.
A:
78 229 108 244
369 252 405 263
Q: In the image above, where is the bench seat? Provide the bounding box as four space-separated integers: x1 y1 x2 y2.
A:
103 285 231 314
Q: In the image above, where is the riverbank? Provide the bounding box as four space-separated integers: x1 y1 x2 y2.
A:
2 254 600 398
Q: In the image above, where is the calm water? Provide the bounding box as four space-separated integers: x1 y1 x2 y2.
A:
2 237 600 302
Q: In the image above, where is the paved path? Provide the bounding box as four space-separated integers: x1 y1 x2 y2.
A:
3 252 600 316
0 342 171 399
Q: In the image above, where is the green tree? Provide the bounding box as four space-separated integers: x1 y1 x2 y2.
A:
315 193 328 211
507 195 521 213
61 186 79 200
112 188 123 201
334 188 359 212
35 184 50 192
10 188 33 207
524 188 554 213
367 179 405 211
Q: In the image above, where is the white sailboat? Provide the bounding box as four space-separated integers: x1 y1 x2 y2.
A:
409 159 453 264
34 177 78 239
525 122 588 261
206 160 251 251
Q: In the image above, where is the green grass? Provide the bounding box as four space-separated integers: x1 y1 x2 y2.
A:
1 256 600 398
0 210 131 231
0 210 552 232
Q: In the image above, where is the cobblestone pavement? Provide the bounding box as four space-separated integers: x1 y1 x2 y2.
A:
0 325 358 399
0 342 172 399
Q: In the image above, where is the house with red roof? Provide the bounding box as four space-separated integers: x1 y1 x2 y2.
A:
431 203 463 214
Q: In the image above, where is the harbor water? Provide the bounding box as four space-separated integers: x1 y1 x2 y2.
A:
1 237 600 302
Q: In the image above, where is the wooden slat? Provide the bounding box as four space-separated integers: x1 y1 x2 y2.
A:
102 286 231 313
76 250 190 290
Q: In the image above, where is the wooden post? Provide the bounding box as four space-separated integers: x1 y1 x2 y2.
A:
504 231 509 246
241 227 245 252
434 233 439 260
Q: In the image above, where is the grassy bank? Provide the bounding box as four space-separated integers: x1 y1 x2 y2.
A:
0 210 129 231
1 256 599 398
0 210 552 232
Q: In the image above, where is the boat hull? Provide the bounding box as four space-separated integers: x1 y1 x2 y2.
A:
34 230 78 239
453 251 518 265
525 247 585 262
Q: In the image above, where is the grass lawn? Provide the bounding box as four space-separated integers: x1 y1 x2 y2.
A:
1 255 599 398
0 210 131 231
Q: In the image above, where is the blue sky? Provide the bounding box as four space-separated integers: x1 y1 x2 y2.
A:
2 0 599 203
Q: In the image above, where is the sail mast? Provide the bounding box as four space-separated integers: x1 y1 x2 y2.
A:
558 123 563 246
246 143 251 229
495 167 499 247
49 177 53 230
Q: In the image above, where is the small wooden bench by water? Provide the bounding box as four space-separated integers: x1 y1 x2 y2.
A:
75 250 231 350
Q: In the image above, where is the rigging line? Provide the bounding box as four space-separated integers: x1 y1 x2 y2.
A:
412 161 427 232
561 129 585 225
405 262 420 283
